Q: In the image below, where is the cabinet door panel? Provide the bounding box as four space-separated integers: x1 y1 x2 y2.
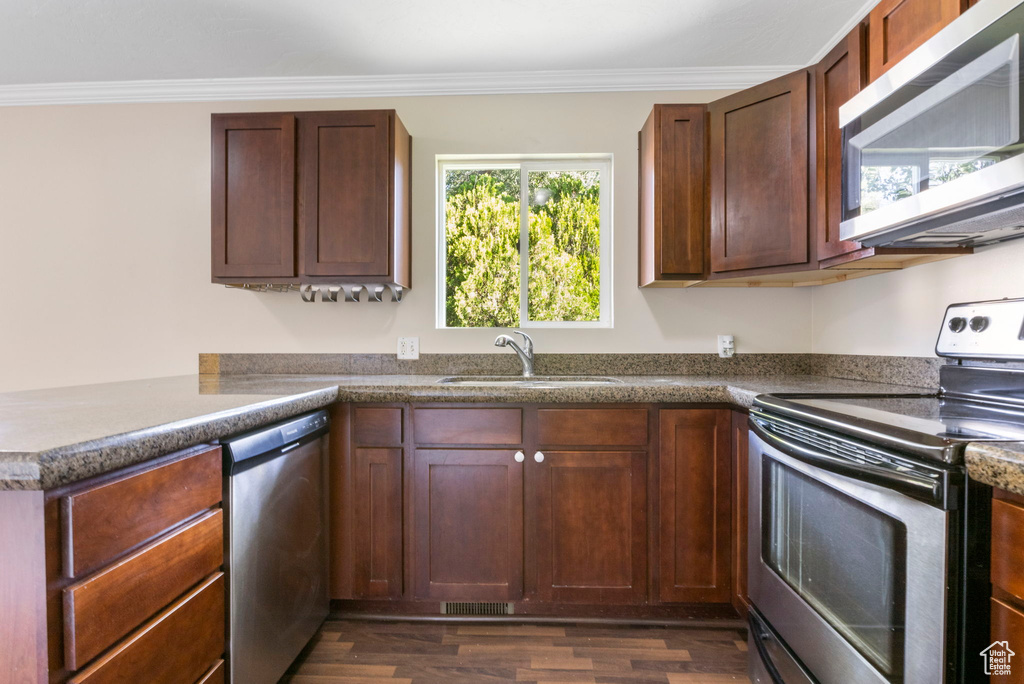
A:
816 26 866 262
531 451 647 604
709 71 811 274
639 104 707 285
352 448 403 599
658 409 732 603
867 0 962 83
413 449 523 600
211 114 295 279
299 111 391 278
730 411 749 617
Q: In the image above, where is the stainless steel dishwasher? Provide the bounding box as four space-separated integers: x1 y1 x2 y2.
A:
222 410 330 684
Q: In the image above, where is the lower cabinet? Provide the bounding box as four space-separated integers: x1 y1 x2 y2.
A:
531 450 648 604
412 449 524 601
657 409 732 603
991 487 1024 676
333 403 739 613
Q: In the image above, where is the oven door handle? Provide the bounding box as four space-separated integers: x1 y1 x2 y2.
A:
750 418 946 506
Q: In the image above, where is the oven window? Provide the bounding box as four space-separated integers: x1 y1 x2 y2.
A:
763 459 907 680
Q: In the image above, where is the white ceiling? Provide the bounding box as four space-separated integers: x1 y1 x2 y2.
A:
1 0 869 87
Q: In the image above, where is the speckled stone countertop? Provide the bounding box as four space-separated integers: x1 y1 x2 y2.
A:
0 372 932 492
966 442 1024 496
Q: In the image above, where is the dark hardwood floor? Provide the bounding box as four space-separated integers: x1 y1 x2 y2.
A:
282 619 751 683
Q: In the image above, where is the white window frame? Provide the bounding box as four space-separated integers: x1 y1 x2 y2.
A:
436 154 613 329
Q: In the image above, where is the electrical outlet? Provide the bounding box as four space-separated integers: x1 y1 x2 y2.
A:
718 335 735 358
397 337 420 360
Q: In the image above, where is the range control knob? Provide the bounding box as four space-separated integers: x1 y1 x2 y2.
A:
948 317 967 333
970 316 990 332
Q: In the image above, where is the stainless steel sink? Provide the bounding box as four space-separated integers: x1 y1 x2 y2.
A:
437 375 623 387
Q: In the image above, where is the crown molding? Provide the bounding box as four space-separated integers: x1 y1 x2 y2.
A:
806 0 877 64
0 66 803 106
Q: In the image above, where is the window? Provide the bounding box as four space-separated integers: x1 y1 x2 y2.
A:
437 156 612 328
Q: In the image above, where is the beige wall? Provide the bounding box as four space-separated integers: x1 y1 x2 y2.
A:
0 91 816 392
810 238 1024 357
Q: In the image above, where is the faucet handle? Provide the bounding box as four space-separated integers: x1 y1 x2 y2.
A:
511 330 534 354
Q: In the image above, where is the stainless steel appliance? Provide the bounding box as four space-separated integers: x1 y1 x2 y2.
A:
839 0 1024 248
223 410 330 684
747 297 1024 683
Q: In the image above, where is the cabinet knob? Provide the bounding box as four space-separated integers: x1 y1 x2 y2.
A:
514 451 525 463
534 451 545 463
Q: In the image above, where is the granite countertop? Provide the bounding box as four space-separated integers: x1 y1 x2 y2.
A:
966 441 1024 497
0 372 932 492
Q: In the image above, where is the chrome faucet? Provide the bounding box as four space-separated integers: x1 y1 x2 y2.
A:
494 330 535 377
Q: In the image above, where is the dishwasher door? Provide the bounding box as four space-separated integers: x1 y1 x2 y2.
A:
226 432 329 684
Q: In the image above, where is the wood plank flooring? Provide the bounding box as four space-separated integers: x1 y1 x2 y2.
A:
282 620 751 684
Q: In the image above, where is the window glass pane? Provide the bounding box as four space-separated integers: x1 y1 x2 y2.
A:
444 169 521 328
527 170 601 322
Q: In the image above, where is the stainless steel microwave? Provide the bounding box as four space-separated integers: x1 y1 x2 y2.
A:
839 0 1024 248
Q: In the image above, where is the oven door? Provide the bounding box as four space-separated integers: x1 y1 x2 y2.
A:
748 428 950 684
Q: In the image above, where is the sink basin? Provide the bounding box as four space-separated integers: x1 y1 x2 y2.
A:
437 375 623 387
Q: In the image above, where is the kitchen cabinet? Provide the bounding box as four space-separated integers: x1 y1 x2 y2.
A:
0 444 228 683
638 104 707 286
657 409 732 603
708 70 814 278
866 0 964 83
334 403 746 615
412 448 524 601
330 405 405 600
730 411 749 617
991 488 1024 662
211 113 296 280
211 109 411 287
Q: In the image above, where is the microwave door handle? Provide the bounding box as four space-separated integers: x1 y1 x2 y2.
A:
750 420 945 505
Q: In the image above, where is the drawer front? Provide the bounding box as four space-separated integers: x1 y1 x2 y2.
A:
196 660 225 684
64 446 222 577
69 573 224 684
991 598 1024 665
992 498 1024 601
413 408 523 445
353 407 404 446
537 408 649 446
64 509 223 670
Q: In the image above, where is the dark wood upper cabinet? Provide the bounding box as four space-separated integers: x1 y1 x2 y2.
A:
211 113 296 279
658 409 732 604
529 450 648 604
866 0 965 83
708 70 813 276
638 104 707 286
298 111 410 284
815 26 867 263
211 109 410 287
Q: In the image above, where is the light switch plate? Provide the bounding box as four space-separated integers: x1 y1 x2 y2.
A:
397 337 420 360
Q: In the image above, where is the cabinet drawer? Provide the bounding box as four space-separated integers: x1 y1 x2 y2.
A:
62 446 222 577
992 499 1024 601
69 573 224 684
196 660 225 684
413 408 522 445
991 598 1024 656
63 509 223 670
353 407 403 446
537 408 648 446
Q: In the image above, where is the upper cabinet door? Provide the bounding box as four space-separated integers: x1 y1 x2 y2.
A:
638 104 707 286
815 26 867 262
298 111 393 279
708 70 811 275
867 0 964 83
211 113 296 279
